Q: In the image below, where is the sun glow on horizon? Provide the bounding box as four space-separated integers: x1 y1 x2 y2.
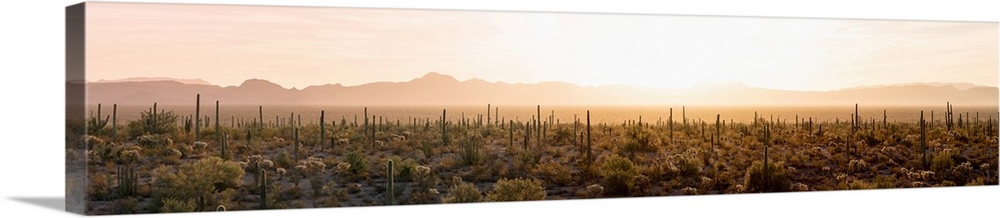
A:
86 2 998 92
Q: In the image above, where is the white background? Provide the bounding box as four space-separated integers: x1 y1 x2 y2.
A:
0 0 997 217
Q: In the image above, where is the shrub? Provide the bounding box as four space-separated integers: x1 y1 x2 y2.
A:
160 198 196 213
152 157 245 211
743 161 791 193
622 126 657 153
675 148 704 177
346 149 369 178
126 109 179 139
930 151 955 177
459 132 483 166
531 161 573 186
600 154 638 195
442 182 482 203
110 197 140 214
485 178 546 202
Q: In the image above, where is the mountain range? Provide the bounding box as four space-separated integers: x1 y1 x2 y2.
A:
78 72 999 106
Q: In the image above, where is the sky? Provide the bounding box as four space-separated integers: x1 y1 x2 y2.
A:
85 2 999 91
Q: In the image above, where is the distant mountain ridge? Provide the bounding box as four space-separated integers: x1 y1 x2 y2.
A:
82 73 999 106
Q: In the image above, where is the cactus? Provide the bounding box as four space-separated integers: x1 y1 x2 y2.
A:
442 109 449 146
523 121 530 150
111 104 117 140
365 107 369 136
195 94 201 143
762 123 770 173
537 105 541 148
510 120 514 148
293 127 299 162
460 132 481 166
714 114 720 162
386 159 395 205
221 132 228 160
258 105 263 129
88 103 110 135
586 110 592 167
669 108 673 139
215 100 220 143
259 169 268 209
920 111 927 170
487 104 491 128
320 110 326 149
116 164 136 198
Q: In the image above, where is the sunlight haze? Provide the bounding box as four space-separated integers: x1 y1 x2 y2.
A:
86 2 998 91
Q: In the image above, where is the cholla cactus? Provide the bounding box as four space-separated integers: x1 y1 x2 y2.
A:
415 165 431 175
586 184 604 197
680 187 699 195
336 163 351 173
791 183 809 191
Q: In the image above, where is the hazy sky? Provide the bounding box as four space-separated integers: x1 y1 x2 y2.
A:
86 2 998 91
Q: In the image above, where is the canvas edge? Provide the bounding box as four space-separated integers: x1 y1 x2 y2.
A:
66 2 88 215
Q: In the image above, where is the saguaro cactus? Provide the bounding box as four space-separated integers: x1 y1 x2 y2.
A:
386 159 395 205
487 104 491 128
293 127 300 162
221 132 229 160
194 94 201 142
111 104 117 140
320 110 326 149
524 121 530 150
89 104 109 135
920 111 927 170
586 110 592 167
762 123 770 171
259 169 268 209
215 101 220 142
442 109 449 146
669 108 674 139
509 120 514 148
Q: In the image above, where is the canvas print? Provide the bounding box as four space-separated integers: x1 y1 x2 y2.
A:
65 2 999 215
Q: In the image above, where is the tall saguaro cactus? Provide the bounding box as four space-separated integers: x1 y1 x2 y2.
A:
920 111 928 170
195 94 201 142
215 100 220 143
762 123 770 171
221 132 228 160
111 104 117 140
442 109 449 146
320 110 326 149
487 104 491 128
669 108 674 139
509 120 514 148
259 169 268 209
386 159 395 205
586 110 592 167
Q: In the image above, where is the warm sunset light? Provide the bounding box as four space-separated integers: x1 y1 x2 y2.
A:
86 2 997 91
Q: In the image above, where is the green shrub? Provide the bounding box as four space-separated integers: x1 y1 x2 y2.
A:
930 151 955 174
459 132 482 166
126 109 179 139
531 161 573 186
486 178 546 202
160 198 196 213
442 182 482 203
346 149 369 178
600 154 637 196
152 157 244 211
110 197 140 214
743 161 791 193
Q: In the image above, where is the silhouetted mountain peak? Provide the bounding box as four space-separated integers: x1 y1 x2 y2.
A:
239 79 285 90
95 77 212 85
411 72 460 84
